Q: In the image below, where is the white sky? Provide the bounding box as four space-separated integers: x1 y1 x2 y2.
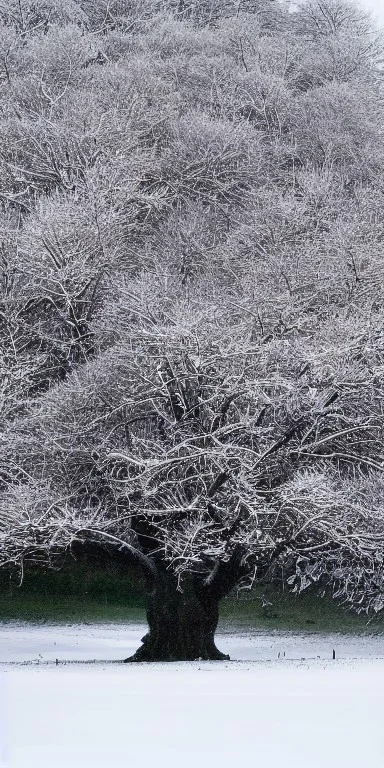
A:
359 0 384 27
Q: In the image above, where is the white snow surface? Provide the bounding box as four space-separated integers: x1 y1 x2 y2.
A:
1 622 383 664
1 623 384 768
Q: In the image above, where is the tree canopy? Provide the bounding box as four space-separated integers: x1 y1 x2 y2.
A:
0 0 384 658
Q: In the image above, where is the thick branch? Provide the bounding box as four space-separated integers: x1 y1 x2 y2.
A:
74 529 158 579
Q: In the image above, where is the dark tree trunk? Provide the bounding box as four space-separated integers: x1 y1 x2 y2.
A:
124 571 229 662
71 537 246 662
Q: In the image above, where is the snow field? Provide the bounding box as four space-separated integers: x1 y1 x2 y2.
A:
1 660 384 768
1 623 384 664
1 625 384 768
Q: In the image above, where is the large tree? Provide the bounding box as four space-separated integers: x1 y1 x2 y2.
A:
1 0 384 660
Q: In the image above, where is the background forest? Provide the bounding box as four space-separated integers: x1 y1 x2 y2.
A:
0 0 384 658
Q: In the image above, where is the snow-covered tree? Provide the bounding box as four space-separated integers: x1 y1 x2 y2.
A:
0 0 384 660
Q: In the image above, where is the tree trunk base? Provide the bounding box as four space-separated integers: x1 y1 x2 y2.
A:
124 646 230 663
123 573 230 662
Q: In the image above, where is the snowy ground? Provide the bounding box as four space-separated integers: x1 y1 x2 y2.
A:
1 622 384 664
1 624 384 768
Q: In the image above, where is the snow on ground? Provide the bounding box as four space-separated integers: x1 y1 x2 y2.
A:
2 659 384 768
0 622 383 663
1 624 384 768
